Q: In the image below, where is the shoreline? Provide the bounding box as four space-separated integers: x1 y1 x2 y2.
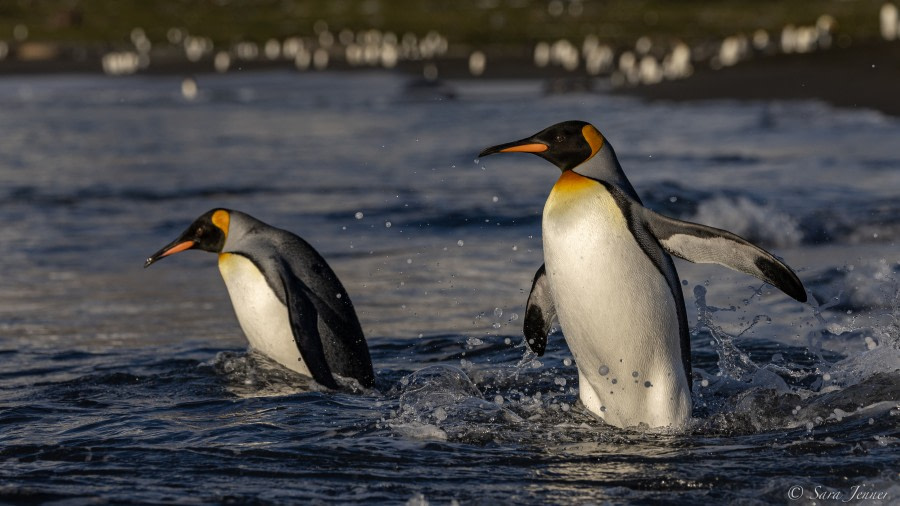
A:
2 41 899 117
618 41 900 117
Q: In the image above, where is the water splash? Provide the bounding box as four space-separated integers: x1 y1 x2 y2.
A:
386 365 523 442
691 277 900 435
692 284 758 380
803 288 843 372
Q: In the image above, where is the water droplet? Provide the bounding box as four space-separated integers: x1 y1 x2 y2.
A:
457 240 464 247
700 379 709 387
354 212 364 219
632 371 639 378
563 358 572 366
385 221 392 228
644 381 653 388
336 293 342 299
406 258 412 264
492 196 499 202
494 395 504 405
611 378 618 384
503 337 511 345
493 307 503 318
554 377 566 386
598 365 609 376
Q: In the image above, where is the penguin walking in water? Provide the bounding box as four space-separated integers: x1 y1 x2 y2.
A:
145 208 375 389
479 121 806 429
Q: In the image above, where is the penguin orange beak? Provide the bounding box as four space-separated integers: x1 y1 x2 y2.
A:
478 138 549 158
144 240 196 268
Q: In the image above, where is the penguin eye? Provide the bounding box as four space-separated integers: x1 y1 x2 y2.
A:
555 135 564 143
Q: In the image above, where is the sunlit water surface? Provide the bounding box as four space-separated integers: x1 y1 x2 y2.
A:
0 72 898 504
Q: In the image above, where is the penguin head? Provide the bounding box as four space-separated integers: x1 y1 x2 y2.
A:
144 208 231 267
478 120 605 171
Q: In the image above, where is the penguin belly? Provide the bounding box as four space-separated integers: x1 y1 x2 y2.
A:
217 253 313 378
543 174 691 429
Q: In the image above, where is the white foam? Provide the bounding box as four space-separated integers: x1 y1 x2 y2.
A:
690 196 802 248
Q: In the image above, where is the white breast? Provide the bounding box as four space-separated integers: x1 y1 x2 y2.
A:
217 253 312 378
543 175 690 429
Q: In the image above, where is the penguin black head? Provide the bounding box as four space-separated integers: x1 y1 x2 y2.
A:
478 120 605 171
144 208 231 267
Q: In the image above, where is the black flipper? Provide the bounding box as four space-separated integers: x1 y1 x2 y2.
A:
278 263 340 389
641 208 807 302
523 264 556 356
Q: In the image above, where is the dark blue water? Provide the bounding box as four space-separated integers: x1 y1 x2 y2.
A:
0 72 898 504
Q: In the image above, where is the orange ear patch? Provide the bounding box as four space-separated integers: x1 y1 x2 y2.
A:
212 209 230 238
582 125 604 159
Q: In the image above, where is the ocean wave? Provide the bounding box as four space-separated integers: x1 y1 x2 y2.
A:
807 259 900 312
641 181 900 248
690 195 803 248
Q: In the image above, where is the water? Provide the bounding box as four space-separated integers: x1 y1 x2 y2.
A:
1 71 898 504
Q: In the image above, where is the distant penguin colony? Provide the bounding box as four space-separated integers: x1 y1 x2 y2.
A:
479 121 806 429
145 208 375 389
146 122 806 431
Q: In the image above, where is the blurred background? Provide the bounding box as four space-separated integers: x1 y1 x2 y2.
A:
1 0 899 113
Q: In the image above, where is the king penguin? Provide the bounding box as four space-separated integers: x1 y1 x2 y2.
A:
479 120 806 429
145 208 375 389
